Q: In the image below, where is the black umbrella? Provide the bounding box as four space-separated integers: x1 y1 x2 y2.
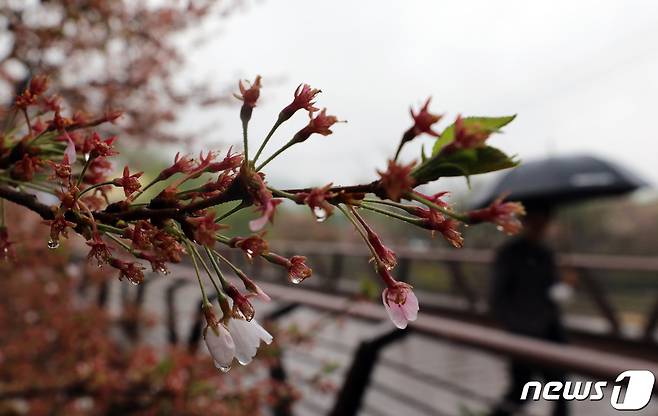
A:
469 154 648 209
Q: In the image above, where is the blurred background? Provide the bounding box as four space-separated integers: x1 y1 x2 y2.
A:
1 1 657 415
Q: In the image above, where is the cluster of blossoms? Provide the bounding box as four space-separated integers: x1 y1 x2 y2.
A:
0 74 523 368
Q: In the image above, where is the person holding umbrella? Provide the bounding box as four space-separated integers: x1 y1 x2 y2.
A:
488 201 570 416
475 155 646 416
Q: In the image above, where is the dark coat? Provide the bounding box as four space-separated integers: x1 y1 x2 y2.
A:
489 236 564 340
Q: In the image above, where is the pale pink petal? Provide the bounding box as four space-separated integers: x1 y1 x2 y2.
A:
249 214 268 232
228 318 273 365
381 287 419 329
254 285 271 302
400 289 419 322
65 137 77 164
204 324 235 370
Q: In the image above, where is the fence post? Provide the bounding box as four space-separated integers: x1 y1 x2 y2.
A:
445 261 478 312
396 257 411 282
642 292 658 343
577 268 621 336
166 279 190 345
266 303 300 416
329 327 410 416
325 253 344 292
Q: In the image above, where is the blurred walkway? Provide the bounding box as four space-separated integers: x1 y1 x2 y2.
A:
278 307 656 416
105 274 658 416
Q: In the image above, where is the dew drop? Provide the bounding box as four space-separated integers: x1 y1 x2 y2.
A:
47 239 60 249
313 206 327 223
214 362 231 373
289 274 303 285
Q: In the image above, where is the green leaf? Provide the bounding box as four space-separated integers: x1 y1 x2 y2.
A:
431 115 516 156
412 146 519 184
420 144 429 163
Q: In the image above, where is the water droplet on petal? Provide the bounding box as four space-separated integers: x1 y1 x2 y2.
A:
47 239 60 249
313 206 327 223
214 362 231 373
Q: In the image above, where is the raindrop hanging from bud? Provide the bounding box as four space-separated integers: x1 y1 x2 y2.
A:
47 239 60 249
214 362 231 373
313 206 327 223
289 274 304 284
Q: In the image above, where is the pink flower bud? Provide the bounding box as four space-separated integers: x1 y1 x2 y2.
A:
226 285 255 322
377 160 416 202
86 233 112 266
377 267 419 329
186 212 225 247
109 258 145 285
296 183 335 222
287 255 312 284
443 115 491 152
468 196 525 235
409 97 442 138
230 234 269 260
292 108 344 143
157 152 195 181
279 83 321 122
112 166 143 198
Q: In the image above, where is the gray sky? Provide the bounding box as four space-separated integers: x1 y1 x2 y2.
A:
183 0 658 196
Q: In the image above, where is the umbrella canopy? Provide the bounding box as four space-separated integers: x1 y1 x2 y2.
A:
469 155 648 209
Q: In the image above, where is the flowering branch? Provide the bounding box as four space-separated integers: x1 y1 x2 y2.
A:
0 74 524 370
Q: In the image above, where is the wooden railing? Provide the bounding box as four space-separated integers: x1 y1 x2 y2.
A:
82 243 658 415
241 241 658 345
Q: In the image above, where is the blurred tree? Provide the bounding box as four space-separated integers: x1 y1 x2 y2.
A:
0 0 237 143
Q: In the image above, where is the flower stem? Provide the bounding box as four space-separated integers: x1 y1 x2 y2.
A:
186 240 210 304
132 179 158 202
267 187 298 201
76 155 95 188
359 202 423 225
214 201 248 223
252 119 283 164
77 180 114 199
242 118 249 161
255 139 295 171
204 246 231 289
337 204 384 268
106 232 133 253
211 249 243 275
407 192 468 222
188 242 226 301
